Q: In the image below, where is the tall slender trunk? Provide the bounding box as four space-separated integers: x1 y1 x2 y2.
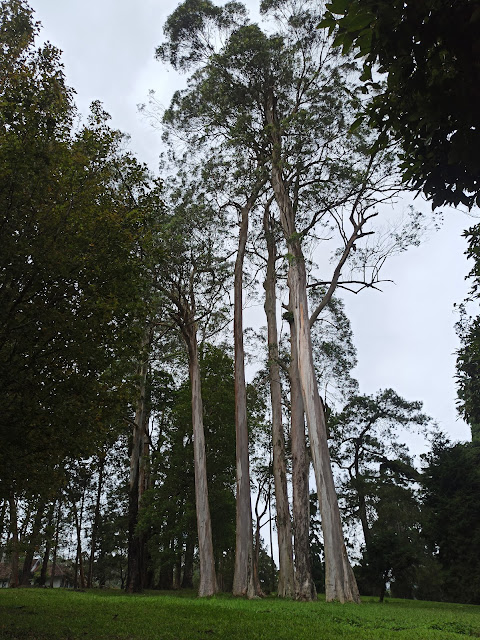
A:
127 329 150 593
87 454 105 587
73 492 86 589
40 501 55 586
353 446 371 551
173 541 182 590
0 500 6 552
263 206 295 598
19 503 32 541
253 481 268 596
50 498 61 588
182 537 194 589
233 199 258 598
21 499 45 585
288 244 359 603
289 311 317 601
266 94 360 603
183 321 218 597
8 495 18 588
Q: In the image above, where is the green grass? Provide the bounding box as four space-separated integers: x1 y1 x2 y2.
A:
1 589 479 640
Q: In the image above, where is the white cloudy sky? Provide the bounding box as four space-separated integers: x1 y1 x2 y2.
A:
31 0 474 446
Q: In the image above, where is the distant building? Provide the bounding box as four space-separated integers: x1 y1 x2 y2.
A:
0 560 73 588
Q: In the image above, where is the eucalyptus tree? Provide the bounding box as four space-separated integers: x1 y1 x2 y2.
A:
140 345 236 591
157 0 415 602
283 291 358 600
246 196 296 598
151 171 232 596
263 203 295 597
160 158 268 596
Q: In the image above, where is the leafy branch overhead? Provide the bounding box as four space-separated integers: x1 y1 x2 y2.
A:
320 0 480 209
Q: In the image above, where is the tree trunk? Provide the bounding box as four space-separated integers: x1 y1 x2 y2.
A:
233 199 259 598
379 573 388 603
289 311 317 601
0 500 6 550
268 481 276 593
266 94 360 603
50 499 61 588
173 542 182 590
182 537 194 589
40 501 55 586
8 495 19 588
87 454 105 587
263 206 295 598
288 252 359 602
73 495 85 589
253 481 268 596
183 321 218 596
354 446 372 552
126 330 150 593
21 499 45 585
231 187 265 598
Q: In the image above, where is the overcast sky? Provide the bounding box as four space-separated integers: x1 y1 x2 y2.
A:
31 0 474 447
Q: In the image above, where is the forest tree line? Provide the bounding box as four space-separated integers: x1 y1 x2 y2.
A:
1 0 479 605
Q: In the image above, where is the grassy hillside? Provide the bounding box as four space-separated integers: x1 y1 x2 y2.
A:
0 589 479 639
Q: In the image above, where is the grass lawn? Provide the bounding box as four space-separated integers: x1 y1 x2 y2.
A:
0 589 479 640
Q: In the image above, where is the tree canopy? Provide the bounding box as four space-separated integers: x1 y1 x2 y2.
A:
0 0 155 498
321 0 480 209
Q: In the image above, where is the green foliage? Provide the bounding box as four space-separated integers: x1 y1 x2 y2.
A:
456 223 480 441
320 0 480 208
156 0 247 70
0 0 158 498
422 437 480 604
152 169 231 339
330 389 431 597
330 388 429 510
139 345 236 589
310 292 359 404
357 475 425 600
456 311 480 441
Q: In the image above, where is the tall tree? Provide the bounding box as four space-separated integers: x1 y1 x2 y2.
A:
126 328 152 593
263 203 295 598
158 0 417 602
159 3 268 593
0 0 152 505
152 175 231 596
232 186 266 598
